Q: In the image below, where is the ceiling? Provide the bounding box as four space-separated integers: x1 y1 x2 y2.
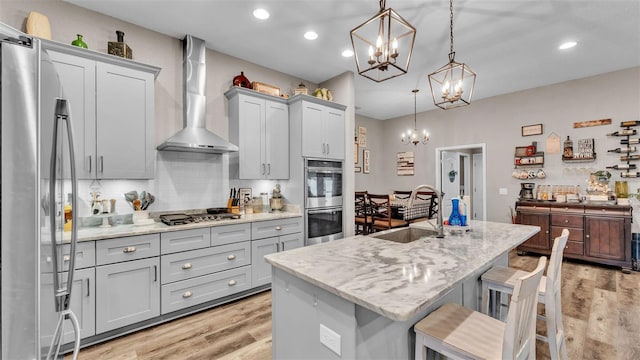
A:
66 0 640 120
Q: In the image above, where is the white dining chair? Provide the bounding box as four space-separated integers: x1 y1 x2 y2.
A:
481 229 569 360
414 256 547 360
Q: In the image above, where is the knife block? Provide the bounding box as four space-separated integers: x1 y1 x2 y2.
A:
228 205 240 214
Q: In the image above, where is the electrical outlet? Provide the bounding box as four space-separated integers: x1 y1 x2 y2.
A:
319 324 341 356
499 187 508 195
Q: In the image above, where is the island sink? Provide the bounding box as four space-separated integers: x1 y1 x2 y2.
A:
370 226 440 243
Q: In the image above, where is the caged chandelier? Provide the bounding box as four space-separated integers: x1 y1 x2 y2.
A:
428 0 476 109
401 89 429 145
350 0 417 82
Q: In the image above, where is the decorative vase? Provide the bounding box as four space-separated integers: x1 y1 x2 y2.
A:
108 30 133 59
448 198 463 226
71 34 88 48
233 71 251 89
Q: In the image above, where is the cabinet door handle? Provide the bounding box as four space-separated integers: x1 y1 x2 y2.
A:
228 279 237 286
586 234 590 238
227 254 236 261
545 230 549 234
275 226 282 231
123 246 137 253
182 263 192 270
267 163 271 175
326 143 330 154
262 163 265 175
87 278 90 297
281 242 285 251
88 155 92 173
182 291 193 298
154 265 157 282
100 155 104 174
565 219 569 223
276 242 280 252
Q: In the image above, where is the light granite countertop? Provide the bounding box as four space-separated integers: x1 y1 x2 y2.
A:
264 220 540 321
64 211 302 242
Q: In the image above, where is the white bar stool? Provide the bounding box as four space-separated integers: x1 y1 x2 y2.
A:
414 256 547 360
481 229 569 360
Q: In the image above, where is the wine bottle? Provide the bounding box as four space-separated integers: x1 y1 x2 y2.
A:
621 172 640 178
620 120 640 127
607 129 637 136
621 154 640 161
606 164 637 170
608 147 637 153
620 138 640 145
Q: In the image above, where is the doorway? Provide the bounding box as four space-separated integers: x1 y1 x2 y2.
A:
435 144 486 221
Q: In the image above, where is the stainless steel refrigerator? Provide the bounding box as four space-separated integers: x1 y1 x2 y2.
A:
1 22 80 359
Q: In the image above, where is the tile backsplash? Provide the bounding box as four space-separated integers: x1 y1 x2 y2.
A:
75 151 293 218
77 151 230 216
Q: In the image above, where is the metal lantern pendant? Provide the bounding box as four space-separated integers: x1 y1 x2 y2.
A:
428 0 476 109
350 0 416 82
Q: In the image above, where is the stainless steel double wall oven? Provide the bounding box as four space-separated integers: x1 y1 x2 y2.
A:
305 158 343 245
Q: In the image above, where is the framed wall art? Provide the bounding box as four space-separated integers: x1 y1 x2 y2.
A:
521 124 543 136
363 149 370 174
397 151 414 176
354 143 359 164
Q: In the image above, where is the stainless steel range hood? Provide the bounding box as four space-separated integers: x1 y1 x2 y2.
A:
157 35 238 153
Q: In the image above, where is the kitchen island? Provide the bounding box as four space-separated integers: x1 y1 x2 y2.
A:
265 220 540 360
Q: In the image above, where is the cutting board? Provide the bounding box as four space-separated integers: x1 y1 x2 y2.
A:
26 11 52 40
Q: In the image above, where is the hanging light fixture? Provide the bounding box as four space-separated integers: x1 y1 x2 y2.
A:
350 0 416 82
402 89 429 145
428 0 476 110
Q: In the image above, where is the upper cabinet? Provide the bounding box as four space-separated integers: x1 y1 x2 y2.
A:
289 96 346 160
43 41 160 179
226 87 289 179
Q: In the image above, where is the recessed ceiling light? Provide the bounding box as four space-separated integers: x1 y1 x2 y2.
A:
253 8 270 20
342 49 354 57
559 41 577 50
304 31 318 40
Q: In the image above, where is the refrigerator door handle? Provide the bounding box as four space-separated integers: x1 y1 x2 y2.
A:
48 99 78 312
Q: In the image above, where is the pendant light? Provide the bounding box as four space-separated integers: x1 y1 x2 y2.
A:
350 0 416 82
401 89 429 145
428 0 476 109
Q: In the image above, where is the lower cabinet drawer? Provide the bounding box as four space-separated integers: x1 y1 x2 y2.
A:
41 241 95 273
160 241 251 284
161 266 251 314
551 226 583 242
564 240 584 255
96 234 160 265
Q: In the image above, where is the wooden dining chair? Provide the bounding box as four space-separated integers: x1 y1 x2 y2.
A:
480 229 569 360
368 194 408 232
354 191 371 235
414 256 547 360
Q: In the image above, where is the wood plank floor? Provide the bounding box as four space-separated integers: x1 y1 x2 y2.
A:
70 251 640 359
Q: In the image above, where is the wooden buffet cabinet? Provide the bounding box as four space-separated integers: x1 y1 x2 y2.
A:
515 201 632 272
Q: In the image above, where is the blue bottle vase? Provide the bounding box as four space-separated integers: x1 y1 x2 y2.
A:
448 198 463 226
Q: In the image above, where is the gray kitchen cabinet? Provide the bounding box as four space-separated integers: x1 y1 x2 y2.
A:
95 257 160 333
40 267 95 345
251 218 304 286
159 224 253 314
289 96 346 160
226 87 289 179
160 227 211 255
44 42 160 179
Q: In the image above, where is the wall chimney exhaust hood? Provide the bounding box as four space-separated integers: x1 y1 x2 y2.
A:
157 35 238 153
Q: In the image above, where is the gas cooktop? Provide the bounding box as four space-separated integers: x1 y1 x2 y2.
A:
160 208 240 226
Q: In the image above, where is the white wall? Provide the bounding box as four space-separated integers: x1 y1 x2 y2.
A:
357 66 640 223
